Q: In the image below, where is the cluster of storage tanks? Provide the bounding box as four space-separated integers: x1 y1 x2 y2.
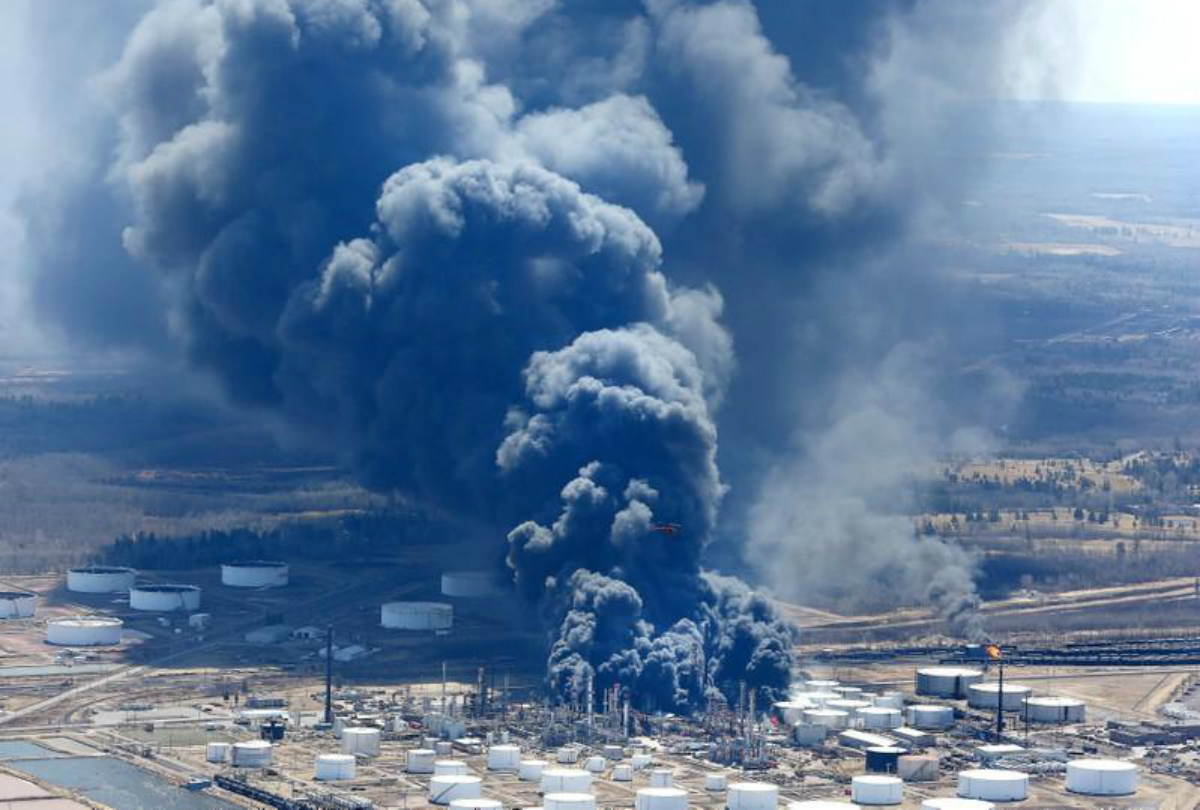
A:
915 666 1087 724
378 569 511 634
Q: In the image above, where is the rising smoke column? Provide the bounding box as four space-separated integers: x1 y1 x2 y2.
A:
14 0 1060 695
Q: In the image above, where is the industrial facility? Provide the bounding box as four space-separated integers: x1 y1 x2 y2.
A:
0 558 1194 810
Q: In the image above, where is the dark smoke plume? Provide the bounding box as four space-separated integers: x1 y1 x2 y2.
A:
14 0 1058 702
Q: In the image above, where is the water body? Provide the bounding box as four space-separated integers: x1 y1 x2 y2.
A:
9 756 241 810
0 740 68 760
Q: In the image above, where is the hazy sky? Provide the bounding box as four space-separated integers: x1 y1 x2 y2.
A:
0 0 1197 359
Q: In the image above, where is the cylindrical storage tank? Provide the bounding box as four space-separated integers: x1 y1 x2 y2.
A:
540 769 592 794
916 668 983 699
341 727 381 756
865 747 904 774
46 616 124 646
382 601 454 631
1023 696 1085 724
898 755 939 782
489 745 522 772
450 800 503 810
793 724 828 747
636 788 688 810
906 705 954 730
316 753 357 781
827 699 872 715
921 800 994 810
409 749 437 773
66 566 136 594
1066 759 1137 796
584 756 605 773
802 709 849 729
556 747 580 764
705 774 727 792
803 691 840 708
967 683 1031 712
873 693 904 710
788 803 862 810
430 776 482 805
129 584 201 612
520 760 549 781
773 700 815 724
957 770 1028 802
0 592 36 619
806 680 840 691
231 740 273 768
441 571 501 598
858 708 902 730
726 782 778 810
436 760 469 776
206 742 230 763
613 764 634 782
544 794 596 810
649 769 672 788
851 776 903 806
631 753 653 770
221 560 289 588
833 686 863 698
603 745 624 760
436 741 454 756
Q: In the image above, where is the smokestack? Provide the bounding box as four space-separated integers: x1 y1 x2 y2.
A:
324 624 333 726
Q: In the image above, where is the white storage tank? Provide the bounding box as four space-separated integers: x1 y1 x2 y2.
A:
898 755 939 782
802 691 840 708
583 756 605 773
921 800 994 810
0 591 36 619
436 741 454 756
541 768 592 794
67 566 136 594
631 753 653 770
793 724 828 747
206 742 230 763
957 770 1028 802
806 679 840 691
705 774 727 792
872 693 904 710
1066 759 1137 796
603 745 624 760
647 769 671 787
556 746 580 764
436 760 469 776
430 775 482 805
828 699 872 715
851 776 902 806
802 709 849 729
773 700 815 724
450 800 503 810
441 571 501 598
788 803 862 810
906 705 954 730
520 759 549 781
231 740 273 767
1023 696 1085 723
613 764 634 782
221 560 289 588
726 782 778 810
382 601 454 631
489 744 522 771
967 683 1032 711
129 583 201 612
833 686 864 698
858 708 902 730
409 749 437 773
916 668 983 699
316 753 356 781
637 788 688 810
544 794 596 810
341 727 382 756
46 616 124 646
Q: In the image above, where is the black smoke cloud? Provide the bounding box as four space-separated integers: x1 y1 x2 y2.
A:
16 0 1056 701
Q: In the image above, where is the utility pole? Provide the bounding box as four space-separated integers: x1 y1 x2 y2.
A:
995 653 1005 740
